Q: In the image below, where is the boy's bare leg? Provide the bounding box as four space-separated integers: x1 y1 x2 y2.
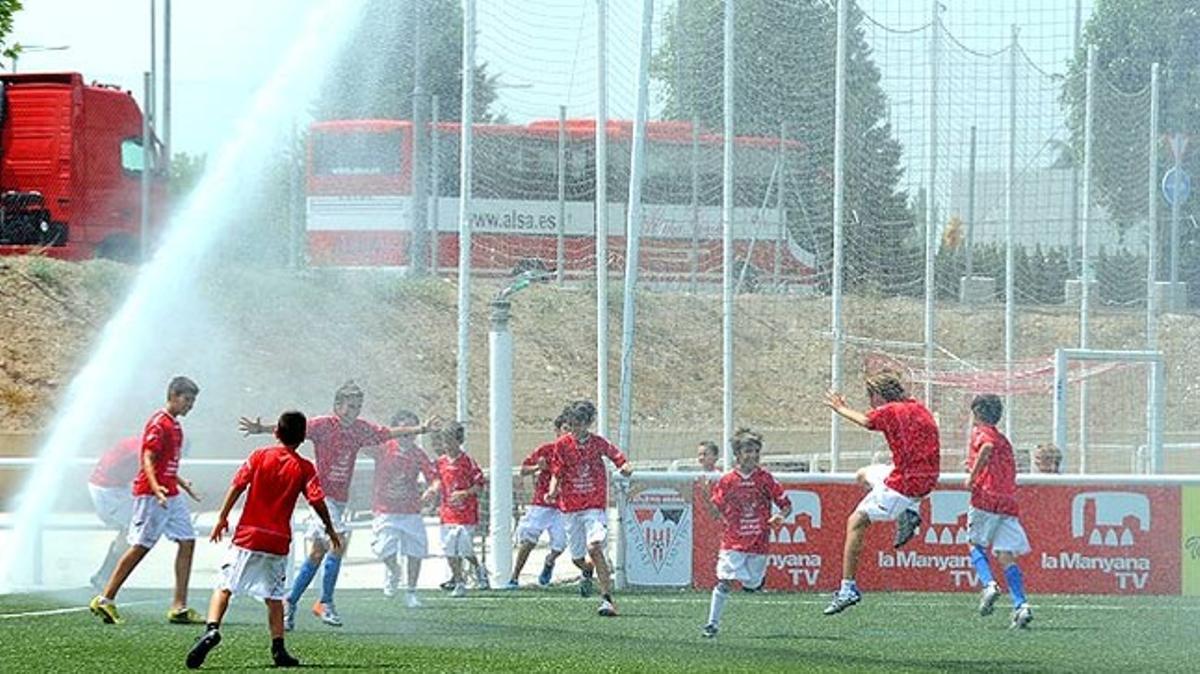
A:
266 599 285 639
587 543 612 596
383 556 403 587
841 512 870 580
172 539 196 610
510 541 536 582
406 556 423 590
206 588 232 625
102 545 150 600
572 556 593 573
448 557 464 584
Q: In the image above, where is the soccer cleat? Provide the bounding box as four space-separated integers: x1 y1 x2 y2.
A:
579 574 594 598
89 596 123 625
978 582 1002 617
597 599 618 617
405 591 423 609
272 647 301 668
823 588 862 615
312 601 343 627
440 579 457 592
168 607 206 625
185 627 221 669
894 509 922 549
283 601 297 632
451 583 467 598
503 579 520 590
701 622 719 638
537 564 554 587
475 570 491 590
1010 603 1034 630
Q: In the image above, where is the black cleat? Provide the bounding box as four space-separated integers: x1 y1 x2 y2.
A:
895 509 921 549
186 628 221 669
272 648 301 668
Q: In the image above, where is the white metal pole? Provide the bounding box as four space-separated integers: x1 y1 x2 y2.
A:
163 0 171 169
1146 63 1160 474
721 0 735 468
410 0 428 274
690 117 700 292
830 0 847 472
1052 348 1068 458
1069 0 1082 273
1152 358 1165 473
430 95 441 274
1004 25 1018 439
595 0 610 438
141 71 152 262
149 0 156 124
457 0 476 424
1079 45 1095 473
488 299 514 585
557 105 567 284
774 122 786 287
923 0 940 405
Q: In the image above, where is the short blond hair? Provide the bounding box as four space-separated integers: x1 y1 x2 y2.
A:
864 369 906 402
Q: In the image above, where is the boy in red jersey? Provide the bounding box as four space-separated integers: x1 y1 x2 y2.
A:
86 436 141 591
185 410 341 669
506 413 571 590
545 400 633 617
238 381 437 629
369 409 440 608
824 370 940 615
701 428 791 638
90 376 204 625
433 421 487 596
964 394 1033 629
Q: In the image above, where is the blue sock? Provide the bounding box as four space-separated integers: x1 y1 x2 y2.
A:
969 545 995 585
1004 564 1027 608
289 559 319 605
321 554 343 604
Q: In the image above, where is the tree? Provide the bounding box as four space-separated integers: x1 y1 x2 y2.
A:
169 152 206 204
652 0 915 293
0 0 21 65
314 0 498 122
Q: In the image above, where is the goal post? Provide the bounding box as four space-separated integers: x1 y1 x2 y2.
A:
1052 348 1165 474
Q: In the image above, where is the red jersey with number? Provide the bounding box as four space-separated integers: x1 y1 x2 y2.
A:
436 452 485 525
90 437 141 488
967 423 1019 516
522 442 556 508
711 467 790 554
230 445 325 555
306 415 391 503
866 399 941 498
372 439 437 514
548 433 627 513
132 410 184 497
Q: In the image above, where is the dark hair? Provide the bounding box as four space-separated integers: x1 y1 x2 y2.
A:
391 409 420 427
971 394 1003 425
276 410 307 447
334 380 364 405
441 420 466 445
698 440 719 456
167 376 199 398
566 400 596 426
553 412 569 432
730 427 763 456
865 370 906 402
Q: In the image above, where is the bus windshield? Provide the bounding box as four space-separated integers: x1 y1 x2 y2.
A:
311 129 405 176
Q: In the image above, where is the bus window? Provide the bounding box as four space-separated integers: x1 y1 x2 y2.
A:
312 129 405 176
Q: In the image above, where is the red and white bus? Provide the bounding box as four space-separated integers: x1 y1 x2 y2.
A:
305 118 816 285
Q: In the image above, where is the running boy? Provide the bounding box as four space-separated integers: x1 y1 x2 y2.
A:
90 376 204 625
238 381 437 629
823 370 940 615
185 410 342 669
432 422 487 597
545 400 633 617
86 436 141 591
369 410 439 608
506 413 570 589
701 428 791 638
964 394 1033 629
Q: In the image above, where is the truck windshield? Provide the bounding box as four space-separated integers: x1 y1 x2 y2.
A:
312 129 404 176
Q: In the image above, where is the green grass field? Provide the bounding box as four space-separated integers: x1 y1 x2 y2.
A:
2 586 1198 672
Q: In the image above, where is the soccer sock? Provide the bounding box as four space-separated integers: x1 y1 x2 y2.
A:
288 559 320 606
205 621 220 632
970 545 996 586
321 555 343 605
602 593 613 603
708 584 731 626
1004 564 1027 608
271 637 286 653
840 579 858 593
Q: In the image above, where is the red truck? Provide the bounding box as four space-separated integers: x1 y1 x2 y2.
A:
0 72 164 261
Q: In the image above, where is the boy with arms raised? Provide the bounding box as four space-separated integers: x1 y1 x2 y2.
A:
186 410 341 669
701 428 791 638
964 394 1033 629
824 370 940 615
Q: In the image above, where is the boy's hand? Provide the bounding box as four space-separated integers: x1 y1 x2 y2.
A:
422 486 439 502
238 416 265 436
450 489 470 504
964 476 975 490
328 531 344 554
153 484 169 508
536 457 549 473
825 390 847 410
618 463 634 477
545 487 558 503
421 416 444 433
210 519 228 543
180 479 203 503
767 513 785 527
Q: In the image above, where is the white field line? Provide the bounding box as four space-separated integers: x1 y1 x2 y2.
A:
0 599 155 620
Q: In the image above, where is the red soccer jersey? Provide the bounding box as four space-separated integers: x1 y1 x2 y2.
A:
90 437 142 488
866 399 941 498
436 452 485 525
522 442 556 508
230 445 325 555
548 433 627 513
372 439 437 514
306 415 391 503
132 410 184 497
967 423 1019 516
711 467 790 554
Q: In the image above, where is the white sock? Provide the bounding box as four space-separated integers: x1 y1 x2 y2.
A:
708 584 730 626
840 579 857 593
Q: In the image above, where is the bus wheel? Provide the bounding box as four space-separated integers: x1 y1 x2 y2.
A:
96 233 139 263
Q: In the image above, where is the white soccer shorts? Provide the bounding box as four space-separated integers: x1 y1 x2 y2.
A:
89 483 133 530
516 505 567 552
440 524 477 558
854 464 922 523
371 513 429 559
967 506 1031 555
306 498 351 543
566 508 608 560
127 494 196 548
217 545 289 600
716 550 768 587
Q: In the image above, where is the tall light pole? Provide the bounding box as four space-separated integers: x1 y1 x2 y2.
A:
11 44 70 73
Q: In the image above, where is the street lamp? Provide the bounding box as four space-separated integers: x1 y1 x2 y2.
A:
11 44 70 73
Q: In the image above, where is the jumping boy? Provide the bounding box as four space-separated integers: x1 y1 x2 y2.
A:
506 413 571 589
701 428 791 638
90 376 204 625
964 394 1033 629
185 410 342 669
238 381 438 629
432 421 487 597
545 400 633 617
86 436 141 591
824 370 940 615
369 410 439 608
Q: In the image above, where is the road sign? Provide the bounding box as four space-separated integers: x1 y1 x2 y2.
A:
1163 167 1191 207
